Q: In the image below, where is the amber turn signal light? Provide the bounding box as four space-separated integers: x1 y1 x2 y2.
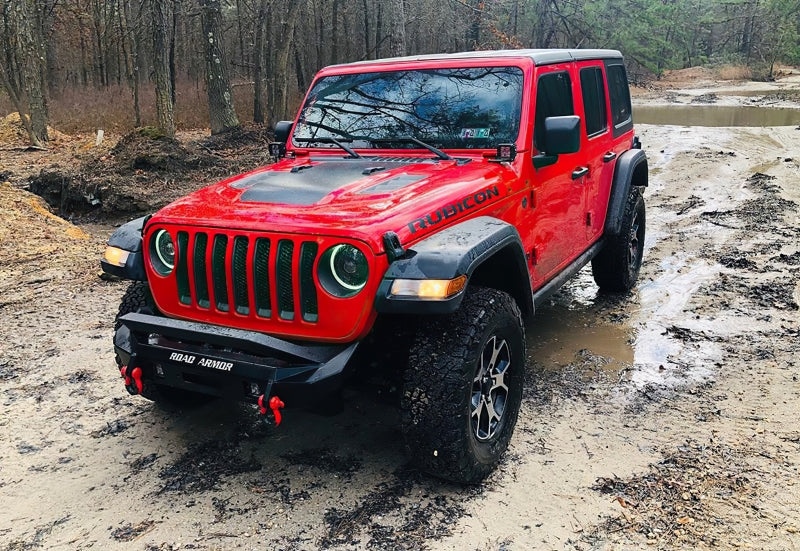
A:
389 275 467 299
103 246 130 267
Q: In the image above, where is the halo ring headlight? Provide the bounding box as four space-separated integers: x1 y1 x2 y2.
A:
150 229 175 275
318 243 369 297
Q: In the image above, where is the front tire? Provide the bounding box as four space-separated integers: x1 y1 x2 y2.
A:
401 287 525 483
592 187 646 292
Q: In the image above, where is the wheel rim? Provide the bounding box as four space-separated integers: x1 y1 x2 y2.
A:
471 335 511 441
628 210 641 271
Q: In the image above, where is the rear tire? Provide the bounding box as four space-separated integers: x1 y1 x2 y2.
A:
115 282 211 407
401 287 525 483
592 187 646 292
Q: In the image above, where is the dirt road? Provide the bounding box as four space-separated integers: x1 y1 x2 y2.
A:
1 79 799 550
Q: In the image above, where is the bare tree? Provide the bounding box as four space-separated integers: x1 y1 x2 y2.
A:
200 0 240 134
152 0 175 137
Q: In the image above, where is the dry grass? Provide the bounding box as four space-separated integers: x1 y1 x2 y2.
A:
0 112 69 148
714 64 752 81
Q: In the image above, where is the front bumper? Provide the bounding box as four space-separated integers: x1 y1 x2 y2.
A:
115 312 359 405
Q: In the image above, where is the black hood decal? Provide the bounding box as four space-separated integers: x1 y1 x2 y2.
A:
234 159 431 205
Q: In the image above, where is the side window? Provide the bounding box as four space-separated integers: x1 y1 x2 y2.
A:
606 64 632 130
580 67 607 137
534 71 573 151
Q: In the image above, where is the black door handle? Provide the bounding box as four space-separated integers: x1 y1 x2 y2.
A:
603 152 617 162
572 166 589 180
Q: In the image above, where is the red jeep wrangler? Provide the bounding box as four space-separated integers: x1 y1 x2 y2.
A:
102 49 647 483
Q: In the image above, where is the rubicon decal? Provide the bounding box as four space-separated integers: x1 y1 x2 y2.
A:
408 185 501 234
169 352 234 372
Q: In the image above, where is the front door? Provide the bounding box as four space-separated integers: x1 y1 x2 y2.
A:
526 64 587 286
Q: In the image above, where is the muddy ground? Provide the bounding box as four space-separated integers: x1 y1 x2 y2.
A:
1 72 800 550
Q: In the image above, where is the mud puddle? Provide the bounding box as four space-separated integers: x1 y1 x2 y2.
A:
634 104 800 126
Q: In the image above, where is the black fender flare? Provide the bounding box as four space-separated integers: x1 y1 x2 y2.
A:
100 215 148 281
374 216 533 317
604 149 648 237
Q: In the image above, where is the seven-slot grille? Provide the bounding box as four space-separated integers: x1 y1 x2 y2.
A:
174 230 319 323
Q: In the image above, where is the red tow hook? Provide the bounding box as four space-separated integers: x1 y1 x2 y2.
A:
257 395 285 426
120 365 143 395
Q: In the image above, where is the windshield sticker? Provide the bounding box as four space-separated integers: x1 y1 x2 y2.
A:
460 128 491 139
407 184 501 234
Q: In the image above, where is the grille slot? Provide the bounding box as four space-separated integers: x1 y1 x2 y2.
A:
299 243 319 322
176 231 191 304
193 233 210 308
253 238 271 317
212 235 229 312
276 240 295 320
232 236 250 315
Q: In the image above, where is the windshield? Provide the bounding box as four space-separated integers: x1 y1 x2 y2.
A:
293 66 524 150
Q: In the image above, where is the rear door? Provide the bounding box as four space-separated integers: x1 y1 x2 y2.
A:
588 61 635 236
577 62 612 242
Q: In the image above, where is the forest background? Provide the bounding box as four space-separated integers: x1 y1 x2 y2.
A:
2 0 800 146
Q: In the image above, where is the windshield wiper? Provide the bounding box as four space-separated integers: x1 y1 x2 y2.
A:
294 137 362 159
369 137 453 161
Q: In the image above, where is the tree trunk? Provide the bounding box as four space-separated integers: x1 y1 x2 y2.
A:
200 0 240 134
268 0 305 125
389 0 406 56
16 0 49 144
171 0 181 106
253 0 268 124
152 0 175 137
362 0 371 59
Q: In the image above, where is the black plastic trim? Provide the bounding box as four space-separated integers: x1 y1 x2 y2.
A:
604 148 648 237
107 216 147 251
532 239 605 307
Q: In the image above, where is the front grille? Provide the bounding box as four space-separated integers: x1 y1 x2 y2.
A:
175 231 319 323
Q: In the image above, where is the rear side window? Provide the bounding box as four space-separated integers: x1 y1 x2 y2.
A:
534 71 573 151
580 67 607 137
606 64 632 134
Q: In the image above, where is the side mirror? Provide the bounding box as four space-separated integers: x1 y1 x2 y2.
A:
269 120 294 159
274 120 293 143
533 115 581 169
542 115 580 154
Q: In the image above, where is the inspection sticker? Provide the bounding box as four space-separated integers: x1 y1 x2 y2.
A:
460 128 491 139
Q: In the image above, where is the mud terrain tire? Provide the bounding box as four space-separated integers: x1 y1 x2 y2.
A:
401 287 525 483
115 282 211 407
592 187 646 292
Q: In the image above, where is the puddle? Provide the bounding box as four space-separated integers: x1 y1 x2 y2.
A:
526 253 723 391
527 302 633 374
526 270 634 378
634 104 800 127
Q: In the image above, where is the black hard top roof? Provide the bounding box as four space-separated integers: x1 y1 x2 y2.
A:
329 49 624 69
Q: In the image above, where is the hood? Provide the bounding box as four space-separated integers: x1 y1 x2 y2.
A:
150 154 517 253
